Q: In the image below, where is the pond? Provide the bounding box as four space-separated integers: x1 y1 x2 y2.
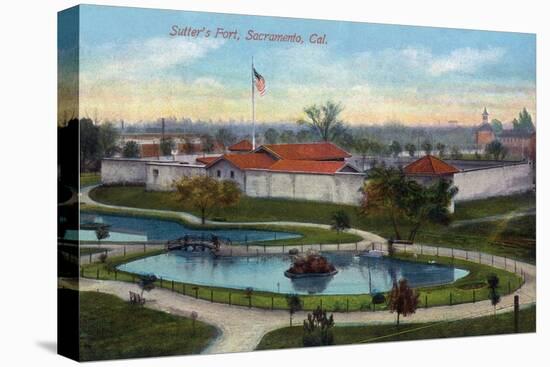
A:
72 212 302 243
118 252 469 295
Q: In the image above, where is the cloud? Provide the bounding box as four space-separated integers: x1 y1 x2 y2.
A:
80 36 225 80
429 47 505 76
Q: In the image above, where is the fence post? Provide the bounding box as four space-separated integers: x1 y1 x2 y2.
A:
420 244 423 255
89 253 92 263
504 256 507 269
124 245 126 256
115 270 117 280
143 243 146 253
264 245 266 253
80 267 84 278
473 289 476 303
425 294 428 308
355 242 358 251
514 295 520 333
479 252 481 263
171 280 174 292
211 290 214 302
514 260 517 273
451 248 454 259
437 247 439 257
347 298 349 312
449 292 452 306
96 268 99 280
183 284 186 295
160 277 163 288
229 292 232 305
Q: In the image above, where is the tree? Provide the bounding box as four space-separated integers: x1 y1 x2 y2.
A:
160 137 175 156
514 108 535 133
450 146 463 159
485 140 508 160
138 274 157 297
360 166 409 240
173 176 241 224
286 294 302 326
216 128 237 150
491 119 503 134
388 278 419 326
264 128 279 144
421 140 433 155
436 142 446 158
280 130 296 143
302 307 335 347
122 140 140 158
487 274 501 315
98 122 119 158
80 118 100 172
403 179 458 242
297 100 346 142
389 140 402 158
353 137 373 171
330 210 351 239
405 143 416 158
201 134 215 155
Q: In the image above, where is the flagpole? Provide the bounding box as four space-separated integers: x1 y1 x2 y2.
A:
251 56 256 150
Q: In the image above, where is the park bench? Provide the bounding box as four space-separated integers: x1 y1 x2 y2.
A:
129 291 145 305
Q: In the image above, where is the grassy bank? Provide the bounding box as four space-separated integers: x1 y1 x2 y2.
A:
256 306 536 350
77 289 217 361
80 172 101 187
89 186 536 262
81 250 523 312
80 203 363 246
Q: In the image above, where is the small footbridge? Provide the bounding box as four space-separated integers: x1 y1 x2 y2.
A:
165 234 231 254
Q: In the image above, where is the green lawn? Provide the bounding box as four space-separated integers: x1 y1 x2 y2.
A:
80 172 101 187
89 186 536 261
78 290 217 361
256 305 536 350
81 250 522 312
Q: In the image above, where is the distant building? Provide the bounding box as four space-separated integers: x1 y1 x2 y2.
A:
499 130 536 160
475 107 495 150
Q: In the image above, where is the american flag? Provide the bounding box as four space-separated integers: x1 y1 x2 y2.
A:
253 67 266 96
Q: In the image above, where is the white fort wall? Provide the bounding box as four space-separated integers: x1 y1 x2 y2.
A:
245 170 364 205
453 162 533 202
101 159 149 185
146 163 206 191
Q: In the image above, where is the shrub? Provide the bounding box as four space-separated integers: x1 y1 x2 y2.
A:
303 307 335 347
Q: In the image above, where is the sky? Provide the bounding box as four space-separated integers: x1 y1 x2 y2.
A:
59 5 536 126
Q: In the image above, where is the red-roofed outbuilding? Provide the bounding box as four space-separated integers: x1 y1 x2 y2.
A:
256 142 351 161
404 155 460 176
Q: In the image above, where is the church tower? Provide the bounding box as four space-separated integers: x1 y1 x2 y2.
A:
482 107 489 124
476 107 495 149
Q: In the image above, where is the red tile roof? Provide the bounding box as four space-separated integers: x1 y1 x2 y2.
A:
404 155 460 175
207 153 277 170
268 160 353 175
258 142 351 161
228 139 253 152
196 156 220 165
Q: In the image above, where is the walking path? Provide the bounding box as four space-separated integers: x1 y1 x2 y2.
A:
450 207 535 227
76 185 536 354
